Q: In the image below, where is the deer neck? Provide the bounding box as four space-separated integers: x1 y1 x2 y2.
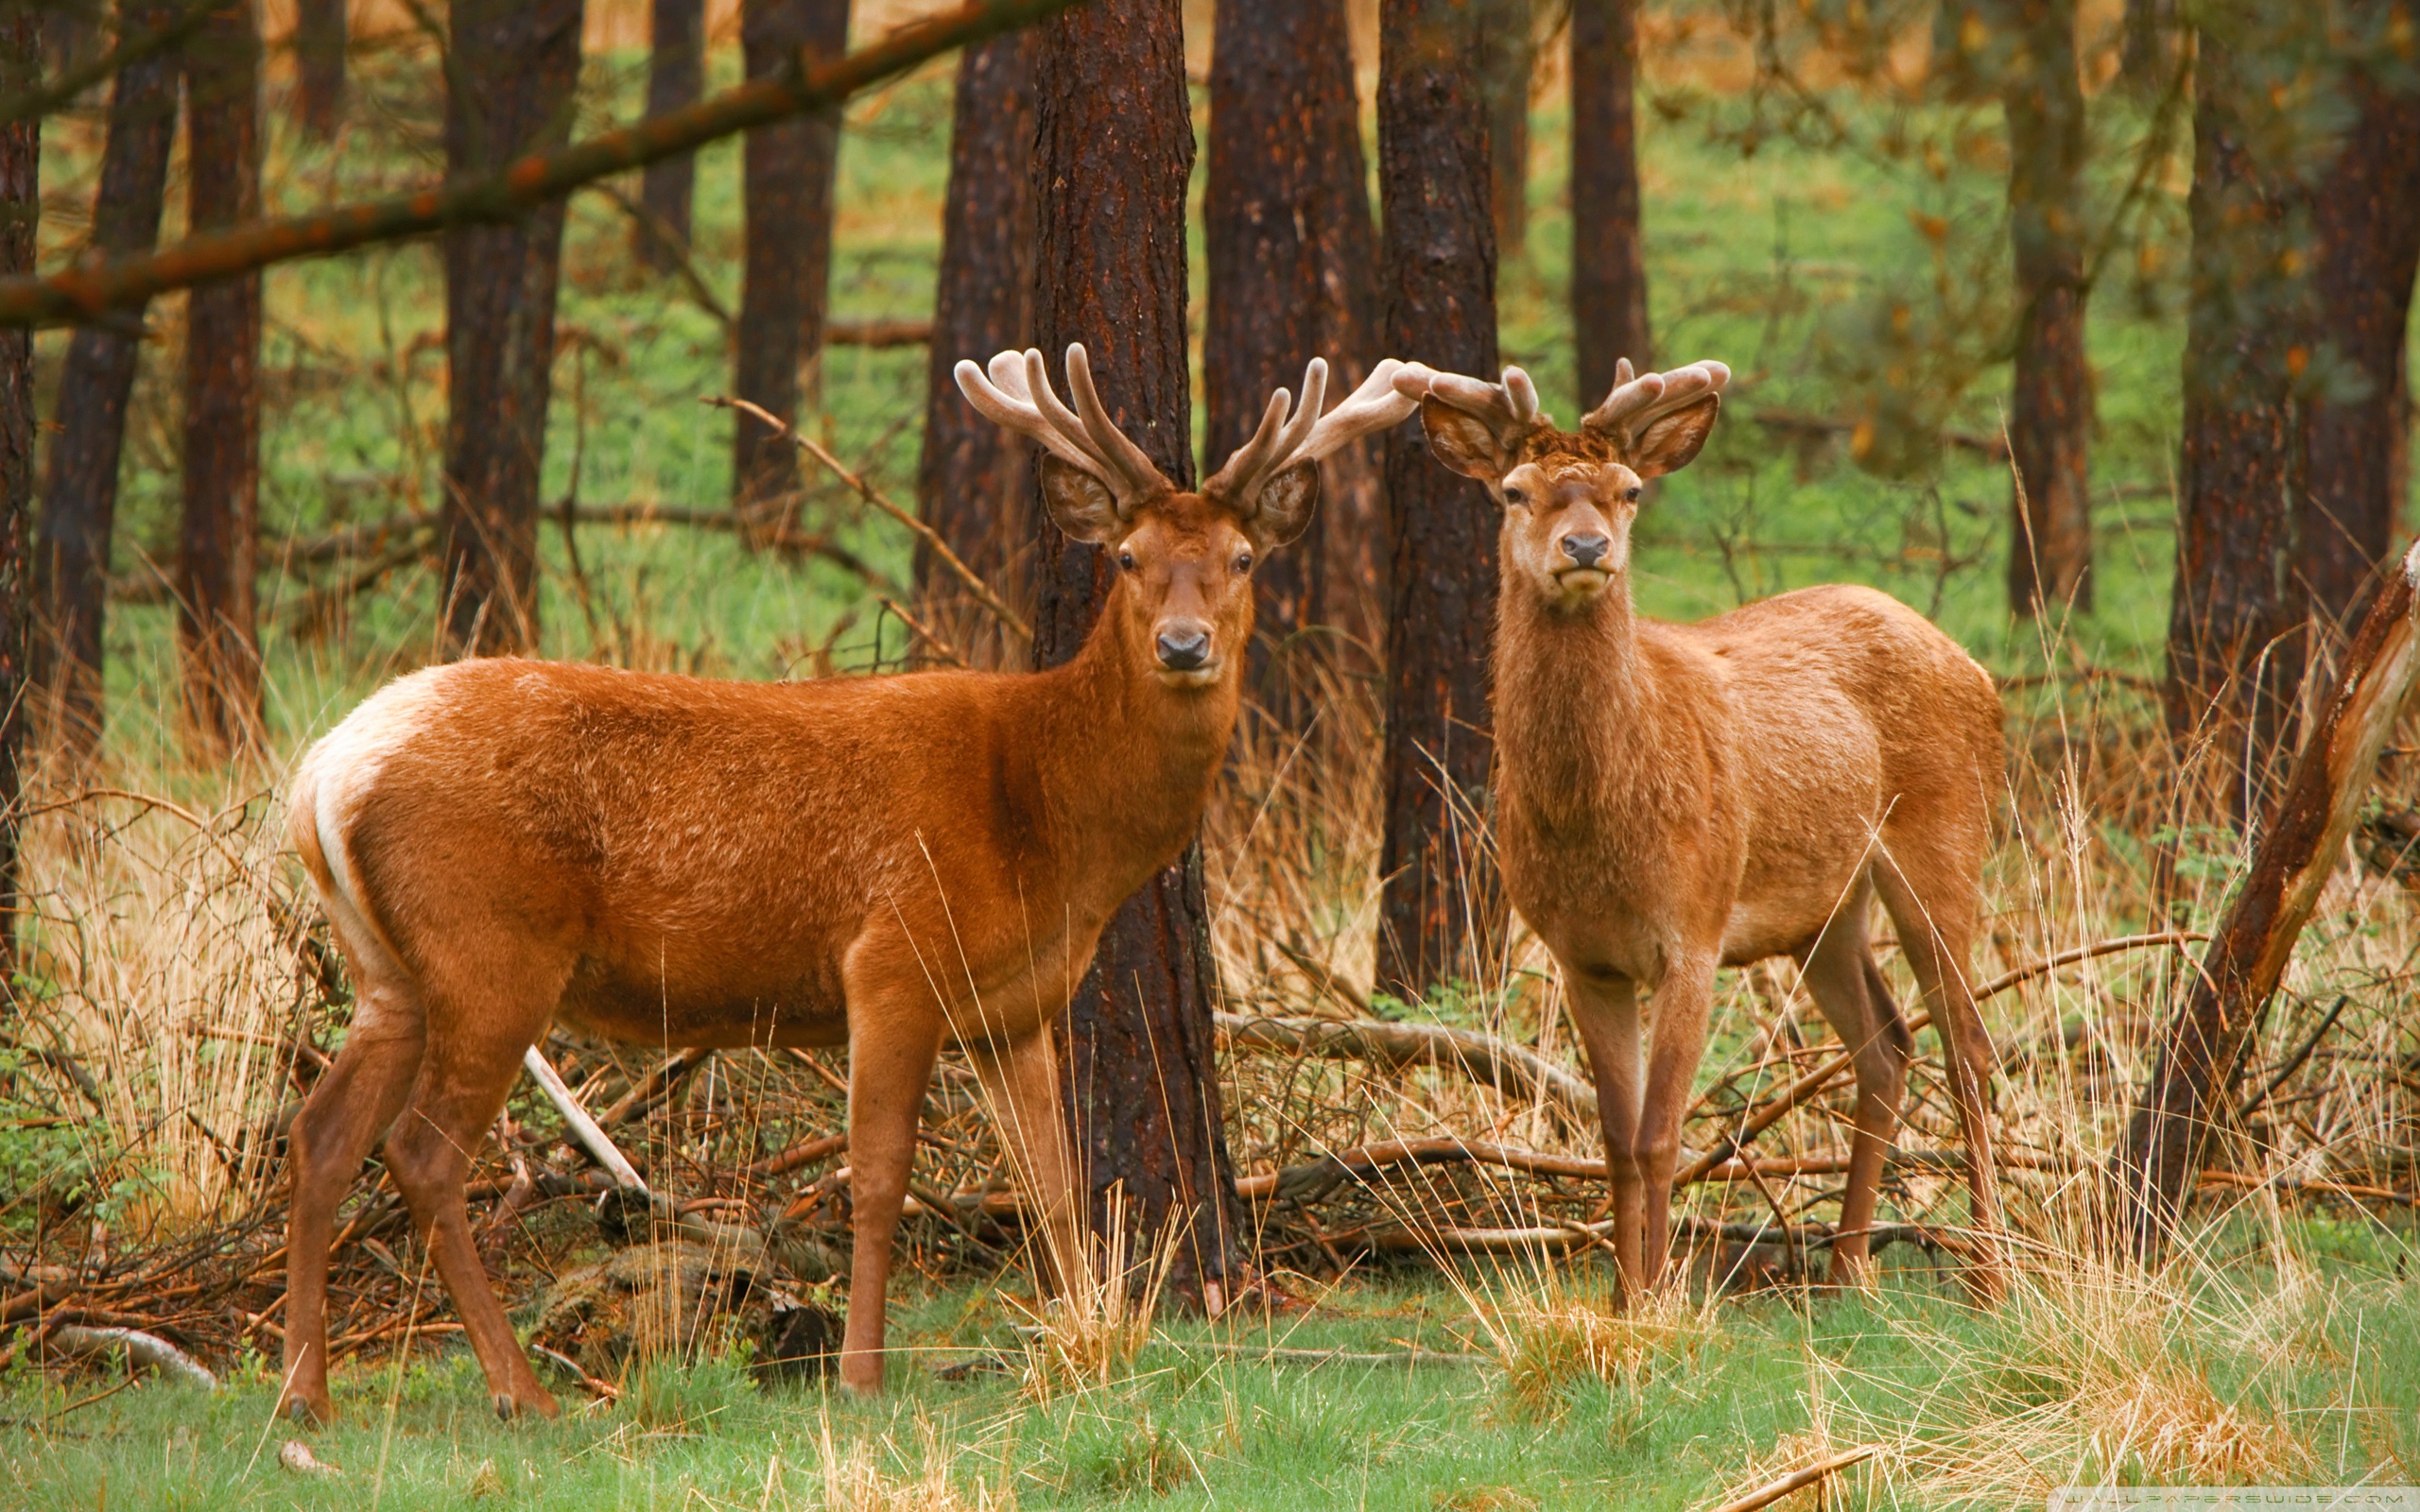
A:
1494 571 1661 829
1018 610 1240 912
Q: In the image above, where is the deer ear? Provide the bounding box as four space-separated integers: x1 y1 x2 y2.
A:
1417 396 1512 482
1243 460 1320 549
1629 395 1721 479
1039 453 1123 543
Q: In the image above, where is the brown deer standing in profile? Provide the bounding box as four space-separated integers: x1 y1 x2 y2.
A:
1395 358 2007 1302
276 345 1420 1424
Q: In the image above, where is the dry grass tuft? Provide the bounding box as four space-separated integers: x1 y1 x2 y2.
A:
1011 1194 1179 1400
809 1408 1017 1512
1458 1269 1722 1418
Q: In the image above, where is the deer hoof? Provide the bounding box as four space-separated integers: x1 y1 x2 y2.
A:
283 1392 332 1427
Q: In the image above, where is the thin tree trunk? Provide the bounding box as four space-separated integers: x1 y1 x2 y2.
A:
2162 30 2307 818
35 0 179 754
1479 0 1530 261
2296 65 2420 639
634 0 704 273
2120 540 2420 1257
1571 0 1651 405
914 28 1033 665
1030 0 1241 1310
180 0 262 754
0 4 36 974
2118 0 2175 95
440 0 584 658
294 0 343 138
1377 0 1505 999
731 0 850 534
1999 0 2093 616
1205 0 1374 698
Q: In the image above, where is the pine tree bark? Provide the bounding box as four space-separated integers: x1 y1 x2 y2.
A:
914 28 1033 663
731 0 851 531
1997 0 2093 616
2162 29 2310 817
180 0 262 754
294 0 344 138
2296 64 2420 638
1478 0 1530 261
35 1 179 754
634 0 704 273
1205 0 1377 694
2118 0 2176 95
1030 0 1241 1308
0 4 36 973
1377 0 1505 998
1571 0 1651 405
440 0 583 659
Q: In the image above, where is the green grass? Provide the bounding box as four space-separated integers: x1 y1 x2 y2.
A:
5 1229 2415 1510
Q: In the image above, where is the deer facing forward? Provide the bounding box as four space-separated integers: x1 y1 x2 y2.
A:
276 347 1419 1424
1397 358 2007 1301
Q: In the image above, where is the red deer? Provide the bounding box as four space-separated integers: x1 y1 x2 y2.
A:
277 345 1420 1423
1394 358 2007 1301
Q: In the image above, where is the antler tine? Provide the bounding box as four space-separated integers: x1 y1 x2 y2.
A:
1062 345 1175 500
1205 356 1421 508
1582 359 1733 443
1394 363 1555 447
955 345 1174 508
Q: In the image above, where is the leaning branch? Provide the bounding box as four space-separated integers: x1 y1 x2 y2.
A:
0 0 1089 325
1215 1013 1600 1123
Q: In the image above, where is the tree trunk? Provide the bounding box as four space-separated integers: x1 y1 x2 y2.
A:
914 28 1034 666
2118 0 2176 95
634 0 704 273
1479 0 1530 261
34 1 179 755
2161 31 2308 818
2119 540 2420 1257
1571 0 1651 405
1377 0 1505 998
1998 0 2093 616
180 0 262 755
0 6 36 974
439 0 583 659
1205 0 1375 697
730 0 851 532
2295 65 2420 640
294 0 344 138
1029 0 1241 1309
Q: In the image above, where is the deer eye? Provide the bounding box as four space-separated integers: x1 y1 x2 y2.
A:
1625 487 1643 503
1234 551 1253 574
1117 548 1136 571
1503 486 1527 506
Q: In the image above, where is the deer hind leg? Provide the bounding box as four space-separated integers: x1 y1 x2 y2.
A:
968 1028 1080 1299
377 962 568 1422
1794 883 1910 1290
1562 969 1646 1304
280 971 427 1426
837 951 947 1394
1873 839 2007 1302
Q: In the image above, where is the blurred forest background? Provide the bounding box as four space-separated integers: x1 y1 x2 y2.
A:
0 5 2416 1501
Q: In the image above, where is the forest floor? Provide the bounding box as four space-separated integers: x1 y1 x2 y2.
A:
6 1226 2418 1511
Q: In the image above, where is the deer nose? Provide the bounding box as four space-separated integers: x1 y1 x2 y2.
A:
1156 627 1212 671
1561 533 1611 569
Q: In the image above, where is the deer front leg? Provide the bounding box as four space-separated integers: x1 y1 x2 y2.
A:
1637 952 1719 1293
969 1028 1081 1297
1562 969 1646 1304
838 970 945 1394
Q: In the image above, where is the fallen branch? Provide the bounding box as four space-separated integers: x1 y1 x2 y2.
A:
1215 1013 1599 1123
599 1048 712 1128
2195 1169 2415 1206
45 1325 219 1389
520 1045 648 1193
750 1132 847 1180
1705 1448 1880 1512
0 0 1091 324
1369 1215 1947 1256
